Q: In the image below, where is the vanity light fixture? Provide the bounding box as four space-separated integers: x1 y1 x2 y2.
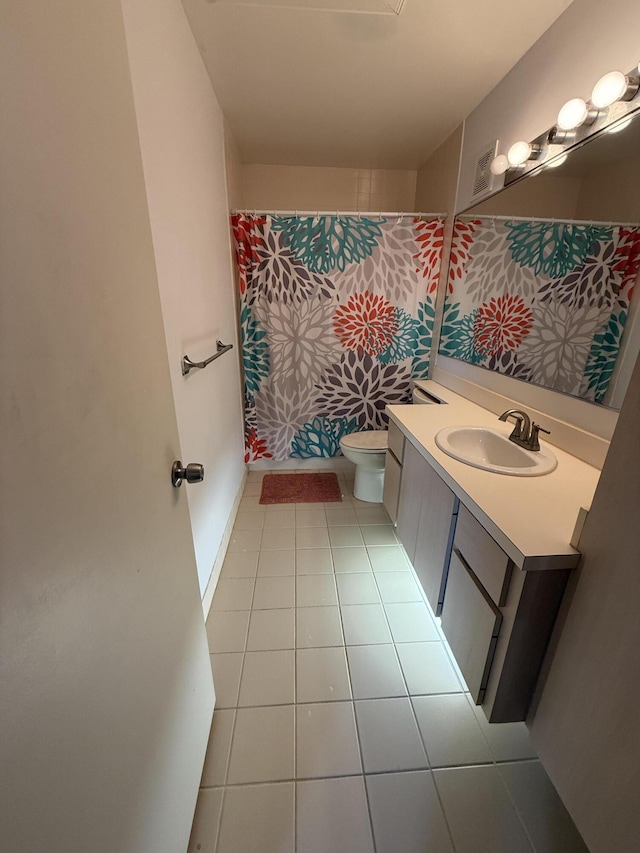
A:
543 153 567 168
507 140 542 167
608 116 633 134
557 97 599 130
591 70 639 108
490 154 510 176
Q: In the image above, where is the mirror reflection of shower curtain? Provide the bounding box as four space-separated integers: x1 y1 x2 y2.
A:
232 213 445 462
440 217 640 404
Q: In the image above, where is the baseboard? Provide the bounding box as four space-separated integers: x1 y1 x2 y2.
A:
201 467 248 621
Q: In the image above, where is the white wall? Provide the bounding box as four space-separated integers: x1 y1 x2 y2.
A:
241 165 418 212
121 0 245 596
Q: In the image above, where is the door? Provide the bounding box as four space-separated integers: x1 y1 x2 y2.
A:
0 3 214 852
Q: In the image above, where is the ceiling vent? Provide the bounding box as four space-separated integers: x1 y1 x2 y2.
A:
471 141 499 200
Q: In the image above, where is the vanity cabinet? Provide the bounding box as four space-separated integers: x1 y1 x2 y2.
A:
395 440 458 615
442 505 570 722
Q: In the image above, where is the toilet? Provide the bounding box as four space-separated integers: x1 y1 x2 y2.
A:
339 430 389 503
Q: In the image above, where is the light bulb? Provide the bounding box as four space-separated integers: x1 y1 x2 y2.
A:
591 71 628 108
507 141 532 166
557 98 589 130
490 155 509 176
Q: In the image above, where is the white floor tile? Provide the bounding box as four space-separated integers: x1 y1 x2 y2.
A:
396 642 463 695
238 650 295 706
227 704 295 784
412 694 492 767
253 576 295 609
188 788 224 853
325 507 358 526
329 525 365 548
295 501 326 511
210 652 243 708
332 547 372 573
227 528 262 553
261 527 296 551
384 601 439 642
366 771 455 853
217 782 295 853
354 506 390 525
201 709 235 787
221 551 259 578
470 700 538 762
257 550 296 576
361 525 398 547
296 702 362 778
247 608 295 651
211 578 255 611
296 548 333 574
296 574 338 607
346 644 407 699
367 545 411 572
206 611 250 653
296 777 374 853
336 572 380 605
296 606 344 648
296 647 352 703
374 572 422 603
234 511 266 531
497 761 590 853
297 526 331 549
355 697 428 773
340 604 392 645
295 508 327 528
242 481 263 496
263 509 296 529
433 765 534 853
238 495 263 512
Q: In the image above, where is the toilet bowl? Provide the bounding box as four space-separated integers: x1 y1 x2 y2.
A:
339 430 389 503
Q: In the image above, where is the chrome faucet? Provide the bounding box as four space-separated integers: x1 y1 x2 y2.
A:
498 409 550 452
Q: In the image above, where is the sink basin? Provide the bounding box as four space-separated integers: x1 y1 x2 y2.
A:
435 426 557 476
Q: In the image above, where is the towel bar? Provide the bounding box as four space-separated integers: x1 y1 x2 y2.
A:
182 341 233 376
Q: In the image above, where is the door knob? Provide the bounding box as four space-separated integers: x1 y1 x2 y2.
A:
172 461 205 488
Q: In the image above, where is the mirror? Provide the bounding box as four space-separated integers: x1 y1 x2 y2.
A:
439 108 640 409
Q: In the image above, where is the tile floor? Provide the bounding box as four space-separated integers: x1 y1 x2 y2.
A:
189 466 589 853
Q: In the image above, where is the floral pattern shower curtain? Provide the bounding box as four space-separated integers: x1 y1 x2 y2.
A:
232 213 445 462
440 217 640 403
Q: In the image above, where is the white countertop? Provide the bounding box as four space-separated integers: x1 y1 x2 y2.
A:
388 381 602 571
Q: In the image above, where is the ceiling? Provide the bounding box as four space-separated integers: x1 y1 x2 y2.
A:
180 0 574 170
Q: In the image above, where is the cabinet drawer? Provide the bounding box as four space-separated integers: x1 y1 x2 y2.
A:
387 420 405 464
441 549 502 703
454 505 512 606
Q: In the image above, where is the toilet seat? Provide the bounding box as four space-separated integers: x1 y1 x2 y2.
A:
340 430 388 453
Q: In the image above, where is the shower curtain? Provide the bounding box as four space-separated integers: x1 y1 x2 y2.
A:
440 217 640 403
232 213 445 461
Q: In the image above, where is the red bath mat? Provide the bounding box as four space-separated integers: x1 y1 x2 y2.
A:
259 472 343 505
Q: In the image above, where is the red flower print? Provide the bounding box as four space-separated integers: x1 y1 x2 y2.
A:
448 219 481 292
413 218 445 293
232 214 267 296
615 228 640 301
473 294 533 357
333 291 398 357
244 428 272 463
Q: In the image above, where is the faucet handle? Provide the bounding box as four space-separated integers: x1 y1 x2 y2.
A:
529 423 550 451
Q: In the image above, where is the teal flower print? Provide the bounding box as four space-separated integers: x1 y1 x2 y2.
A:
505 221 612 279
582 309 628 403
271 215 383 274
378 308 420 365
439 306 485 365
290 415 360 458
411 300 436 377
241 304 270 393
